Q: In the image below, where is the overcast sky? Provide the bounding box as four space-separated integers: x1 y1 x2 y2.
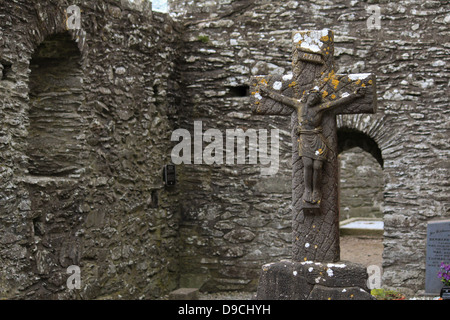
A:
152 0 168 13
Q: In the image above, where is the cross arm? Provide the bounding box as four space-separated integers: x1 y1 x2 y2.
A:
250 74 297 116
319 73 377 115
259 86 299 110
319 87 365 111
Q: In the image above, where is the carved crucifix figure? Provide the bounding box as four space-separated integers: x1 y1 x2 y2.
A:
259 85 366 205
251 30 377 262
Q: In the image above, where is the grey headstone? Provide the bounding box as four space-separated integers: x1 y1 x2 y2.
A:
425 220 450 294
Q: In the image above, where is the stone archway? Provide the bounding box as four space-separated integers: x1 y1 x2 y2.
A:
336 117 387 279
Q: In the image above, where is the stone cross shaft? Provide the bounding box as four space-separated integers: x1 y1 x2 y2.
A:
250 29 377 262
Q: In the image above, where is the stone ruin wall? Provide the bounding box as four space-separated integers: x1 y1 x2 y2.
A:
0 0 182 299
169 0 449 296
0 0 448 299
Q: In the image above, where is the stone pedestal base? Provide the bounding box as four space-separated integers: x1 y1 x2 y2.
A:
256 260 375 300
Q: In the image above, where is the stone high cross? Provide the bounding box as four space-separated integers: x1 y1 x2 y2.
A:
250 29 377 262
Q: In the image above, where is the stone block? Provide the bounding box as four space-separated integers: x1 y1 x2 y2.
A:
256 260 374 300
168 288 199 300
308 285 373 300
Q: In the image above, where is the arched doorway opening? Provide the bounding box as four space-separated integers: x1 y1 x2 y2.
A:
337 128 384 272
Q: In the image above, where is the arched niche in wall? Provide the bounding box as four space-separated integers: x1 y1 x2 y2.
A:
27 32 86 177
23 32 87 298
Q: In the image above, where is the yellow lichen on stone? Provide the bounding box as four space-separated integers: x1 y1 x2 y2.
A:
289 81 297 88
332 78 339 89
324 70 336 82
322 90 328 98
331 94 336 99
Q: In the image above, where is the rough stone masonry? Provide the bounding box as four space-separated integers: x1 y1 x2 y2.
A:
169 0 449 297
0 0 449 299
0 0 182 299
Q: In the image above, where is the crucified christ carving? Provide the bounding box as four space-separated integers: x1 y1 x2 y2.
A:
259 85 366 205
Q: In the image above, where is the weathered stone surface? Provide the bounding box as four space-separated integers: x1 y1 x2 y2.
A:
224 228 256 243
168 287 199 300
1 0 449 299
256 260 374 300
169 0 450 295
0 0 181 299
308 285 374 300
